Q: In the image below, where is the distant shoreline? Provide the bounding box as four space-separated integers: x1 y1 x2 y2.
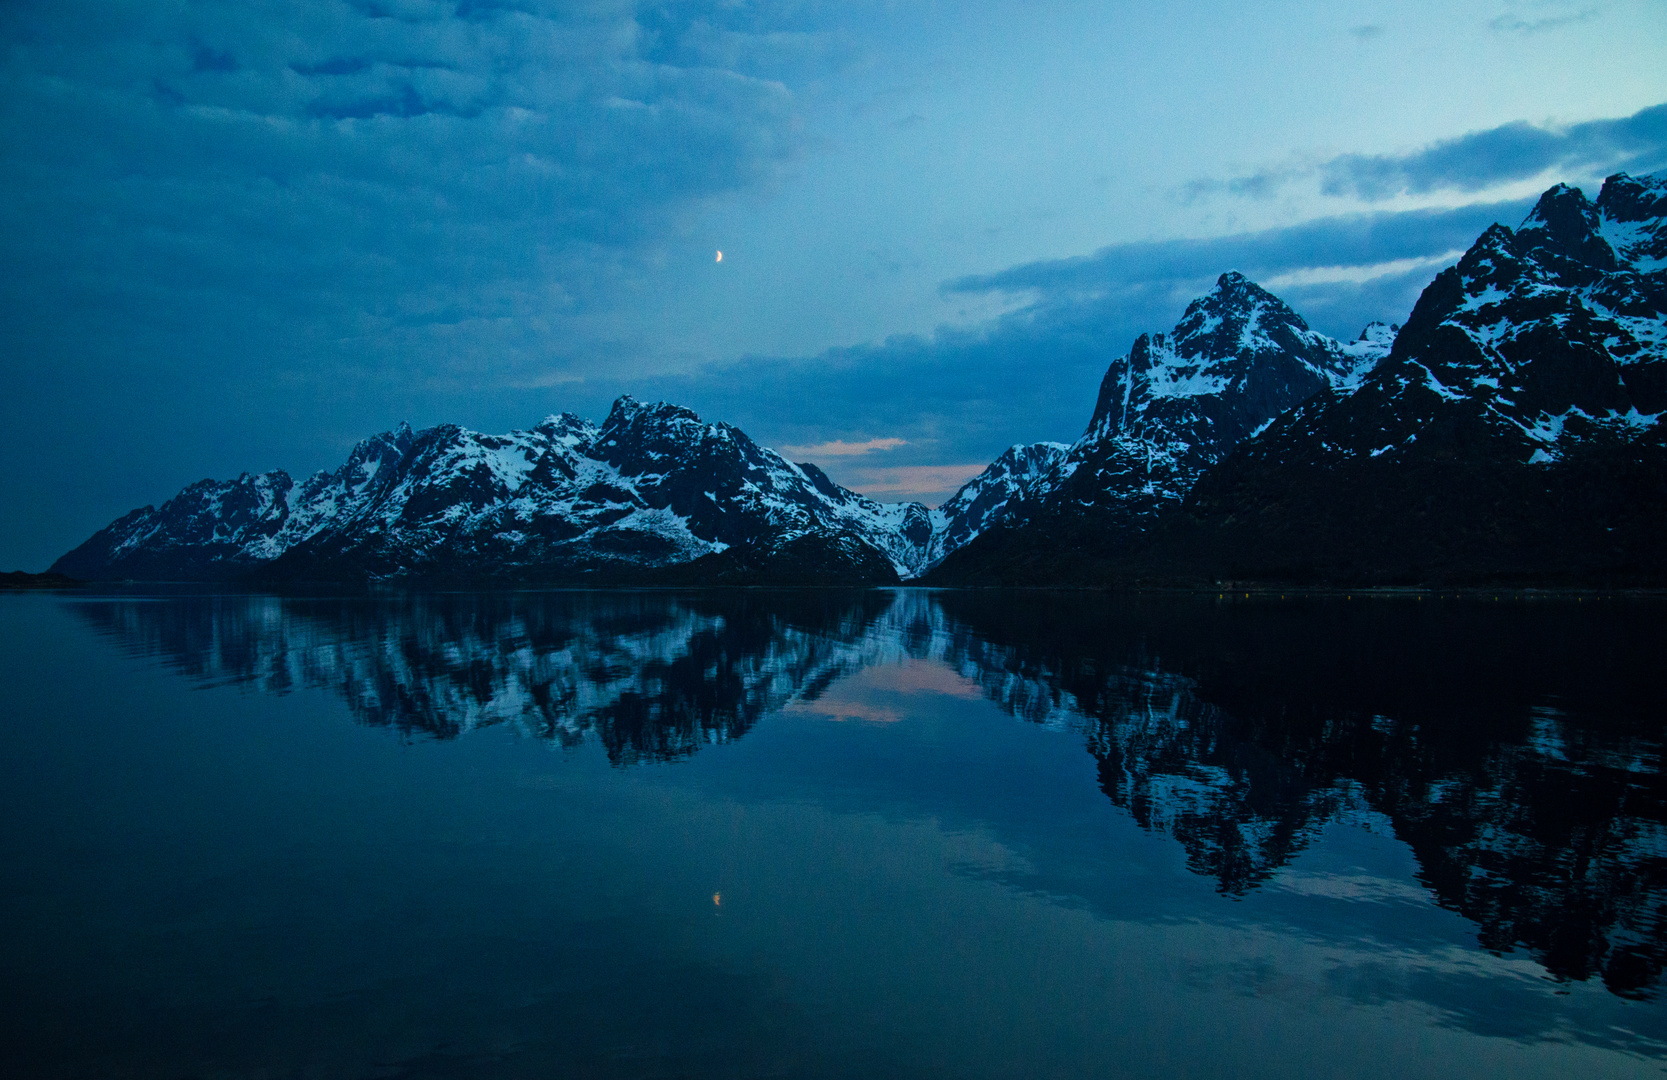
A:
0 571 84 590
8 573 1664 600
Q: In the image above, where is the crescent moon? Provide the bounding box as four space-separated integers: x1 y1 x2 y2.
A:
715 250 723 262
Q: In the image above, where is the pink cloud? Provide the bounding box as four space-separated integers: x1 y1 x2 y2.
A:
778 437 908 458
837 464 988 501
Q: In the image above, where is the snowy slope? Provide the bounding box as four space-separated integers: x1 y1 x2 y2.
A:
1011 272 1394 528
925 442 1071 566
1217 173 1667 474
1159 172 1667 583
55 396 1051 582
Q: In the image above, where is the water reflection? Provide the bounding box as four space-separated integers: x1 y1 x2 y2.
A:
71 588 1667 1000
77 591 897 764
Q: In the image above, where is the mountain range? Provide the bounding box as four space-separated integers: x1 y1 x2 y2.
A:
930 171 1667 586
52 393 1067 584
51 172 1667 587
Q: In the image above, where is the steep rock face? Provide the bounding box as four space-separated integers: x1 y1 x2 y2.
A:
923 275 1395 584
264 398 935 582
925 441 1070 565
53 398 938 583
1017 272 1391 527
1185 173 1667 582
53 425 418 581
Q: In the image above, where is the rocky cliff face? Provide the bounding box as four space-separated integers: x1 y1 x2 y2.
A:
925 441 1070 565
53 396 1071 583
1217 175 1664 474
929 172 1667 586
1012 272 1391 528
1182 172 1667 582
923 274 1395 584
54 398 937 582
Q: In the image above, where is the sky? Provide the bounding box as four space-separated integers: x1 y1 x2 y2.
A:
2 0 1665 569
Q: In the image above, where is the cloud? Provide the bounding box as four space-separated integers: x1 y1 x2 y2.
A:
778 437 907 458
0 0 820 385
1349 24 1387 40
784 696 904 724
837 464 989 500
944 201 1525 300
0 0 855 565
1189 102 1667 205
1320 104 1666 200
641 197 1534 504
857 660 984 699
1258 250 1467 289
1489 4 1601 35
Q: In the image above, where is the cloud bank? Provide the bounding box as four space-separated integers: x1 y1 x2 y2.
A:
1188 102 1667 205
0 0 842 564
646 197 1537 501
1 0 1657 558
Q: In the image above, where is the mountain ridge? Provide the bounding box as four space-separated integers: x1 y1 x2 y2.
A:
54 172 1666 588
52 396 1063 584
928 171 1667 587
1000 270 1393 532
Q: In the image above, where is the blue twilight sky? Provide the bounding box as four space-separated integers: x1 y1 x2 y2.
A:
2 0 1665 568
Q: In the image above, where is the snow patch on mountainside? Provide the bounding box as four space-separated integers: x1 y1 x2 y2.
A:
53 394 1072 581
1218 171 1666 474
1005 271 1397 529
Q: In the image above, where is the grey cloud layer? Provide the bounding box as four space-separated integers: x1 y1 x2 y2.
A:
1190 102 1667 204
1322 102 1667 200
0 0 838 566
1 0 809 325
646 198 1533 496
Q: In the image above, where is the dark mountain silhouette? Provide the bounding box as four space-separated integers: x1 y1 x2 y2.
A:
929 173 1667 586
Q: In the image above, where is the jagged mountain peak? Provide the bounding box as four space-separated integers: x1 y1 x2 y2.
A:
1086 273 1371 441
987 441 1072 474
999 274 1394 534
604 395 702 429
924 441 1070 566
1596 171 1667 270
1355 321 1399 346
1517 182 1620 272
1192 270 1306 322
1335 174 1667 468
1158 271 1317 365
339 422 416 476
533 412 596 439
1178 174 1667 580
1598 171 1667 217
53 396 958 583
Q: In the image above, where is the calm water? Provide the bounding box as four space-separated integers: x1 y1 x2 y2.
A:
2 588 1664 1078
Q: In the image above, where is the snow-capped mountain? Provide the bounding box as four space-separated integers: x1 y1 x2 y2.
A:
54 397 934 582
1182 172 1667 582
1007 271 1394 528
65 173 1662 588
1216 174 1664 471
52 394 1070 583
924 441 1070 565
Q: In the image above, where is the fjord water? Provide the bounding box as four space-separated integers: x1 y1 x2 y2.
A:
2 590 1663 1078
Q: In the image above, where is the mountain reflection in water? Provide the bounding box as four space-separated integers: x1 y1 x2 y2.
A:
74 588 1667 1000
